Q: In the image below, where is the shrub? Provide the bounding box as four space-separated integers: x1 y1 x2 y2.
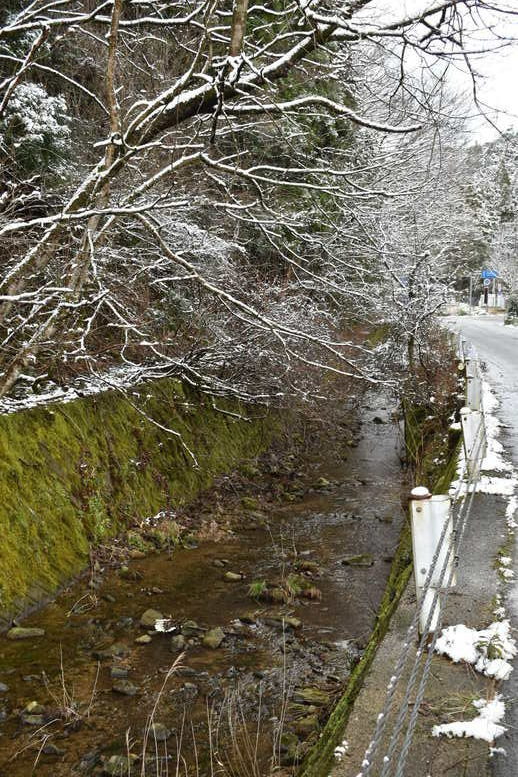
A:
0 82 71 173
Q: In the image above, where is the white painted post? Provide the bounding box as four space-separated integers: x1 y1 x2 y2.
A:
410 488 454 635
465 357 481 411
457 335 465 361
460 406 487 473
465 354 478 378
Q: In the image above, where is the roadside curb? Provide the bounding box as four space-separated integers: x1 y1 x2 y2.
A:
299 330 518 777
326 376 517 777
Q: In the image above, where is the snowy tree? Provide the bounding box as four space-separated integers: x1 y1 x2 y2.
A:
0 0 516 402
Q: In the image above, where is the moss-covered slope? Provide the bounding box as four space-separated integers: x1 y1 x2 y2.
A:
0 380 274 625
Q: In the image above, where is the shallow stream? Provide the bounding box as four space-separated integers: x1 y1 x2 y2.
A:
0 395 406 776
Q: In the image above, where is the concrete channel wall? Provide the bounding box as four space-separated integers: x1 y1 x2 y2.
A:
0 379 274 626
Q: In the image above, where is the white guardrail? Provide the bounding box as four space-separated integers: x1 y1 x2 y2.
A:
357 334 487 777
410 334 486 636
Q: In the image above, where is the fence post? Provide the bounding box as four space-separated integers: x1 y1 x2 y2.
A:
460 406 486 473
410 487 454 636
465 357 482 411
457 335 465 361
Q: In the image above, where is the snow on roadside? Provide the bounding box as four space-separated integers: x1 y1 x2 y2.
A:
481 382 513 473
434 620 517 681
436 371 517 748
432 695 506 743
450 381 517 498
334 740 349 761
506 495 518 531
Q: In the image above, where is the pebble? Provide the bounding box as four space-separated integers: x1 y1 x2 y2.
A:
112 679 138 696
149 722 171 742
6 627 45 640
22 713 46 726
341 553 374 567
25 701 45 714
110 667 129 679
139 608 163 628
181 620 202 637
104 754 139 775
224 571 243 582
170 634 186 652
135 634 152 645
203 627 225 649
42 743 65 756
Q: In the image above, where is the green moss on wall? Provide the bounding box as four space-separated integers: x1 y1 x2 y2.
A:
0 380 275 624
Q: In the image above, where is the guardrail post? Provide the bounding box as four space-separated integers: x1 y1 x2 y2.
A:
410 487 454 636
457 335 465 361
465 357 482 411
460 406 486 473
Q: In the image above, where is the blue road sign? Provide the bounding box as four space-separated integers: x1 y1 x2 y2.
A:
481 269 498 279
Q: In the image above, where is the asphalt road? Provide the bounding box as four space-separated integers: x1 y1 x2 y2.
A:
446 314 518 776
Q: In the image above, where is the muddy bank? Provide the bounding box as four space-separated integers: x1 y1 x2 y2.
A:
0 394 406 777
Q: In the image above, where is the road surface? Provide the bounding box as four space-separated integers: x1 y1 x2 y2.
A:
446 314 518 777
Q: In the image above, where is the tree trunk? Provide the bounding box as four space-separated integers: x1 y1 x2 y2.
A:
229 0 249 57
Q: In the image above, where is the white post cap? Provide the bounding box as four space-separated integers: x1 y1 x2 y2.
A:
411 486 431 499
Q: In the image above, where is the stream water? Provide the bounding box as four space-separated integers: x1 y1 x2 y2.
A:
0 395 406 777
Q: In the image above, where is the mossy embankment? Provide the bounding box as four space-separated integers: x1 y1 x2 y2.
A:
299 382 463 777
0 380 276 626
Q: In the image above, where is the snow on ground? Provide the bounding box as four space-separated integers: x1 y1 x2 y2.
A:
432 695 506 743
334 740 349 761
434 621 517 681
450 381 517 498
506 496 518 531
154 619 178 633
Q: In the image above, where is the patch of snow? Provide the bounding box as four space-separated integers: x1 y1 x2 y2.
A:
154 619 177 633
482 381 499 413
475 476 517 496
489 746 507 757
0 363 154 415
506 496 518 530
139 509 175 528
432 695 506 743
334 740 348 761
435 621 516 681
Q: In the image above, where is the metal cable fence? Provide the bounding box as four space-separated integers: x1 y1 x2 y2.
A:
355 342 486 777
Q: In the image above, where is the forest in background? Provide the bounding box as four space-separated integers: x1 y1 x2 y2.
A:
1 0 517 411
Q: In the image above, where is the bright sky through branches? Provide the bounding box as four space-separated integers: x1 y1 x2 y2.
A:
359 0 518 143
